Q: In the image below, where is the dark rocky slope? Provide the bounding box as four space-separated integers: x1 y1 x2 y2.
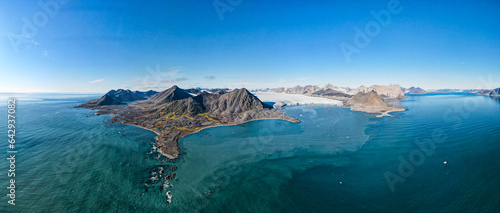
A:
146 86 193 105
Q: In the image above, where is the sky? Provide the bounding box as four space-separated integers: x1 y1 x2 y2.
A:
1 0 499 93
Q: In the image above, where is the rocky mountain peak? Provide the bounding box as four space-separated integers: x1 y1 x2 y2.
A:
347 91 391 108
148 85 192 104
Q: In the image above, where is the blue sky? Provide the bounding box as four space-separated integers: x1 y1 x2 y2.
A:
1 0 499 93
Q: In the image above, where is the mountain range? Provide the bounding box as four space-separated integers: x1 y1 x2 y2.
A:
403 87 427 94
78 89 158 106
271 84 405 100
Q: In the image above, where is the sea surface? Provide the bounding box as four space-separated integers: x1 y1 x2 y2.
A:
1 93 499 212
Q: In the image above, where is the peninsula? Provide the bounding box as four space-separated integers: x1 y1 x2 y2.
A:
76 86 300 159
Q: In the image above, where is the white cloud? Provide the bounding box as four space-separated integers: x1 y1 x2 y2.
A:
90 79 104 83
42 50 48 57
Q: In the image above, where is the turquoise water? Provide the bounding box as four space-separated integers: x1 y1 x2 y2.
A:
1 94 500 212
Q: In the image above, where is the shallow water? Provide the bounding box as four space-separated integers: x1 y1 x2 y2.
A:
1 93 499 212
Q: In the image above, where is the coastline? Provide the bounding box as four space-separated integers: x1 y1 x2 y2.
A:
127 122 161 135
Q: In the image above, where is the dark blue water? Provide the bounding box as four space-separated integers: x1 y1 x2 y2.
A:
1 93 499 212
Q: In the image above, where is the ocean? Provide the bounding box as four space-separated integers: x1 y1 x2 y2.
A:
1 93 499 212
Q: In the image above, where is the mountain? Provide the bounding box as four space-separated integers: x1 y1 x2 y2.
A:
267 83 405 116
356 85 405 99
160 96 206 115
427 89 464 93
322 83 353 94
404 87 427 94
95 94 121 105
146 85 193 104
490 88 500 97
271 84 405 99
200 88 270 114
287 85 321 94
346 92 391 108
107 89 143 102
461 89 491 95
312 89 353 99
183 87 231 95
76 89 159 107
272 85 322 94
135 90 159 98
154 88 271 116
478 90 492 95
